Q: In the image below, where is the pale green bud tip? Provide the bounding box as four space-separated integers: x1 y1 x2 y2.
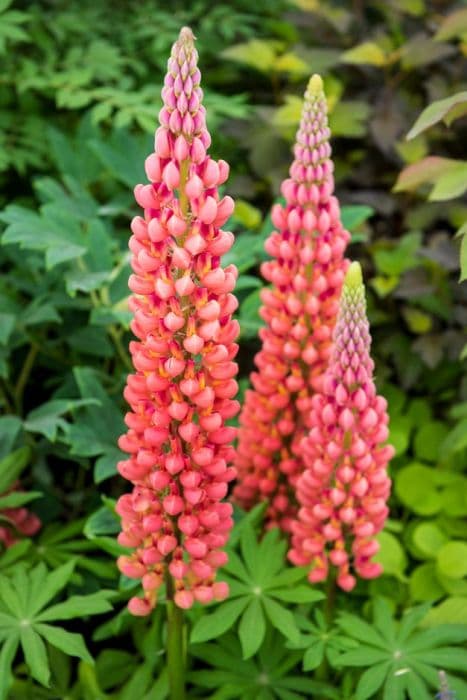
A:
344 261 363 291
179 26 196 45
307 74 323 95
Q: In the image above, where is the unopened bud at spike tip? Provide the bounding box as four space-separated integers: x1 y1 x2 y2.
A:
344 260 363 291
308 73 323 95
178 26 196 45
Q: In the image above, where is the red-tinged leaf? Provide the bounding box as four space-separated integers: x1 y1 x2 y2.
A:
393 157 461 192
435 8 467 41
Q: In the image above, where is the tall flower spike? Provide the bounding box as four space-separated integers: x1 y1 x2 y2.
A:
234 75 350 531
289 262 394 591
116 27 239 615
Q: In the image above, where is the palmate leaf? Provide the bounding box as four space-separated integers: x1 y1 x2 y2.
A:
27 560 76 617
0 562 113 698
34 624 92 663
0 635 18 699
190 597 249 643
20 627 50 687
382 671 406 700
302 642 324 671
405 672 432 700
190 631 337 699
355 662 390 700
36 591 113 622
406 624 467 651
192 518 317 654
262 597 300 645
339 598 467 699
337 612 387 649
239 598 266 658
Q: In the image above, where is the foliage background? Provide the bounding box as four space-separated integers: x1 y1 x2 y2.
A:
0 0 466 697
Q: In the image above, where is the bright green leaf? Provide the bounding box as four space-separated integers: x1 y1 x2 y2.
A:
35 623 93 663
190 597 249 643
436 541 467 579
409 564 445 602
239 598 266 659
355 662 390 700
0 634 18 700
262 597 300 644
407 92 467 139
412 523 447 558
20 626 50 687
0 447 31 494
375 531 408 581
36 591 113 622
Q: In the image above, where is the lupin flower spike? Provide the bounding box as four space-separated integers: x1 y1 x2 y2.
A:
234 74 350 530
288 262 394 591
116 27 239 615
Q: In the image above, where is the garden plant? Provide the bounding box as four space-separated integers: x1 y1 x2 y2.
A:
0 2 466 699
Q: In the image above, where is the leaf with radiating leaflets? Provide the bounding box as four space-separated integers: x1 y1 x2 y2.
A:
0 562 113 697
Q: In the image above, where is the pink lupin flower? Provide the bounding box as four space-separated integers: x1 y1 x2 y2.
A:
234 75 350 531
116 27 239 615
288 262 394 591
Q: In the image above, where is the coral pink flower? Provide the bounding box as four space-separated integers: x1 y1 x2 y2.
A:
0 484 41 548
234 75 350 530
288 262 394 591
116 27 239 615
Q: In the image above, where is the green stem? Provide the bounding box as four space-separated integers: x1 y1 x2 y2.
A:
315 573 337 683
167 601 186 700
14 344 38 414
108 325 133 372
0 382 14 413
323 570 337 628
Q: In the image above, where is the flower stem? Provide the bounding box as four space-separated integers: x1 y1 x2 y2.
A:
14 343 38 414
167 601 186 700
315 572 337 683
324 570 337 628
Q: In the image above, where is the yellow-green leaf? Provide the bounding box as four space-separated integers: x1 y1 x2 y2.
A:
402 307 432 334
374 531 408 581
222 39 280 73
428 162 467 201
407 91 467 139
395 135 427 164
370 275 399 298
341 41 387 67
272 95 302 131
329 100 370 137
232 200 262 230
273 51 309 76
393 156 461 192
435 8 467 41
